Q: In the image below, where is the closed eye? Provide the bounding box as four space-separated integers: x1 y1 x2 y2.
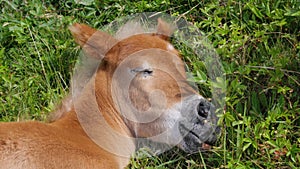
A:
131 68 153 76
142 69 153 75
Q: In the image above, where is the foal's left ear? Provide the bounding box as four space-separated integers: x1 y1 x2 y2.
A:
156 18 176 41
69 23 118 59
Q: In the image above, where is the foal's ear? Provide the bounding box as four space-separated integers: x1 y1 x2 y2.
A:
69 23 118 59
156 18 176 41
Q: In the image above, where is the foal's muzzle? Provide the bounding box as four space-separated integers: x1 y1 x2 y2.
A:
178 96 220 153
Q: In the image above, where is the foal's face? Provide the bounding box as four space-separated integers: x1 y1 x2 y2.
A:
70 21 219 153
107 34 219 153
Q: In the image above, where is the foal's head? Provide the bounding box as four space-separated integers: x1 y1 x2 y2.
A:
70 19 219 153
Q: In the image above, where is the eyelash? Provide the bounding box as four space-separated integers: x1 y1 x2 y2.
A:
131 68 153 76
142 69 153 75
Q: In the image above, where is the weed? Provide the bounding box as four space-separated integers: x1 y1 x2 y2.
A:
0 0 299 168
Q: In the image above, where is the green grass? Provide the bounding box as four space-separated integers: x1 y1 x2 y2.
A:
0 0 299 168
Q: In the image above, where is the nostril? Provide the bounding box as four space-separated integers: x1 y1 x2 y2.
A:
197 101 209 118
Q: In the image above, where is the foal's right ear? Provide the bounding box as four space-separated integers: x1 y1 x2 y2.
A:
156 18 176 41
69 23 118 59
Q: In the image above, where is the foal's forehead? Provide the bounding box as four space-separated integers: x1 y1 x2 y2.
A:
115 34 179 57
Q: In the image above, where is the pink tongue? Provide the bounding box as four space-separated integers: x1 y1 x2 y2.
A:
202 143 211 150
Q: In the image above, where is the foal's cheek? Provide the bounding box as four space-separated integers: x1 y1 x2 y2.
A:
128 87 151 112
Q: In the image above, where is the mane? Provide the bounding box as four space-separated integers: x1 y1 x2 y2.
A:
49 20 158 122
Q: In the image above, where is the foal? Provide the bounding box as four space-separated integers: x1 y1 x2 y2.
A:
0 19 219 168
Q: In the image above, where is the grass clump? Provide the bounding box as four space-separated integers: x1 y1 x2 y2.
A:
0 0 299 168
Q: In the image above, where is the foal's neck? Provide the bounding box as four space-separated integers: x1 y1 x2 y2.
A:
52 110 136 168
49 70 137 168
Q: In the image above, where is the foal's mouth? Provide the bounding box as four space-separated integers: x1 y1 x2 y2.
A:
178 123 219 153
